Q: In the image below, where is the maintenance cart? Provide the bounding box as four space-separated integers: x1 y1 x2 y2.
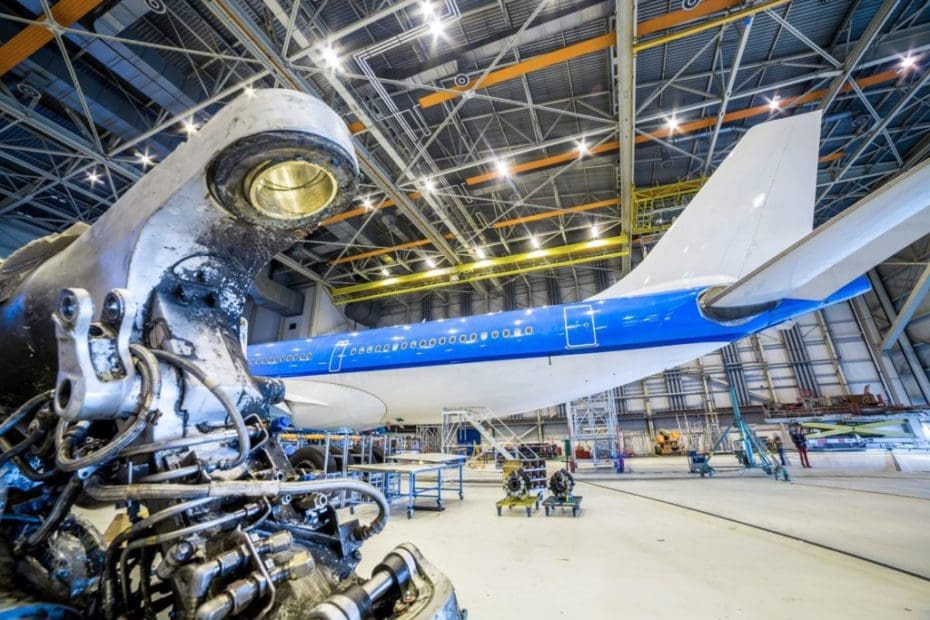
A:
496 492 542 517
541 494 583 517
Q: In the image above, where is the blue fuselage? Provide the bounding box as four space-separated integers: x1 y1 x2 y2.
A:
248 278 869 380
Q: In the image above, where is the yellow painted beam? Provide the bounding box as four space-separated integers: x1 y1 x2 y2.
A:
418 0 746 109
332 235 629 303
0 0 103 77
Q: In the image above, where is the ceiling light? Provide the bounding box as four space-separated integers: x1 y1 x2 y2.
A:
362 196 373 210
530 236 540 249
422 177 436 193
768 96 781 111
420 0 434 15
495 159 510 177
244 85 255 97
321 43 340 70
428 19 445 38
475 246 486 259
86 170 100 185
381 268 390 276
900 54 917 70
136 150 154 168
576 139 589 156
182 118 198 135
665 117 679 132
590 224 599 239
425 257 436 269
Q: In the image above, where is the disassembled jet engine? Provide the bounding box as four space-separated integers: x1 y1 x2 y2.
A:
503 469 532 498
547 469 575 500
0 89 462 619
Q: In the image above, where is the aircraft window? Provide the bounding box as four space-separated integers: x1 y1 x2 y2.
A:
401 342 408 350
375 345 382 352
439 337 446 345
469 333 477 342
391 343 398 351
459 335 466 343
366 346 373 353
429 338 436 347
480 331 488 340
514 328 522 337
526 327 533 335
350 348 357 355
491 330 499 339
419 340 426 347
411 341 417 349
503 329 511 337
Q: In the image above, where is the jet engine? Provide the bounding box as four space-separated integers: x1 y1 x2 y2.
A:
0 89 462 619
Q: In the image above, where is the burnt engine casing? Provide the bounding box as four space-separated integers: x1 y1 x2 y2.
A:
0 89 463 619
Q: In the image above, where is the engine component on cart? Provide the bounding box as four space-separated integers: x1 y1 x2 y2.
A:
503 468 531 498
547 469 575 500
0 90 463 619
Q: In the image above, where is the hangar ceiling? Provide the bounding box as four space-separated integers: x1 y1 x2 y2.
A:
0 0 928 363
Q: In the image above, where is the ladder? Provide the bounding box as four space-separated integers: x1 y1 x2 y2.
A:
442 408 534 461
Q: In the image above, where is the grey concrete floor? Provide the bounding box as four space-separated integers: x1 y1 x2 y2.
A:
355 471 930 619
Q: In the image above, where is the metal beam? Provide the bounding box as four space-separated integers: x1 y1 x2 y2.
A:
880 263 930 351
868 270 930 403
616 0 635 276
704 16 752 176
818 0 900 112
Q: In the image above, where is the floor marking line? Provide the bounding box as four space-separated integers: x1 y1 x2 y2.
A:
578 480 930 583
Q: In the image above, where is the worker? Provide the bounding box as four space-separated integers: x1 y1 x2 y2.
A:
789 424 811 468
772 434 787 466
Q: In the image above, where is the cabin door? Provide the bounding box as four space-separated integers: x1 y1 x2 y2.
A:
328 341 348 372
563 304 598 348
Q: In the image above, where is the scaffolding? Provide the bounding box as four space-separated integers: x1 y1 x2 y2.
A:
567 390 619 465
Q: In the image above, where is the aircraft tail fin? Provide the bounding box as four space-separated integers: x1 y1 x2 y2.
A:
592 111 822 299
703 157 930 312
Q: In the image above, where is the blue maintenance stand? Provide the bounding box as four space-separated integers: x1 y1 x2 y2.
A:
698 388 789 481
350 453 466 519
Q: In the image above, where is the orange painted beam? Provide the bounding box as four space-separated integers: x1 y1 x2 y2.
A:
419 0 744 109
465 69 900 185
818 151 843 163
329 233 455 265
319 191 425 227
0 0 103 77
348 120 365 134
493 198 619 228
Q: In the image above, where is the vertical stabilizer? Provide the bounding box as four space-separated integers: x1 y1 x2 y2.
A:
593 111 822 299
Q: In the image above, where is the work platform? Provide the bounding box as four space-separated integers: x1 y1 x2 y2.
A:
350 452 465 519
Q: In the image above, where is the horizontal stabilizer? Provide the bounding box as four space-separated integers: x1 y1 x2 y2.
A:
704 158 930 310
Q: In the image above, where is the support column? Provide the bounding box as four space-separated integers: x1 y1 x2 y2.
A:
616 1 636 275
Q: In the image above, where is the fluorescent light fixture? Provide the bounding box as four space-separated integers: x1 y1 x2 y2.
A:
86 170 100 185
475 246 486 259
380 268 390 276
665 116 679 132
136 150 154 168
362 196 373 210
321 43 340 70
425 257 436 269
900 54 917 70
420 0 434 15
429 19 444 38
768 96 781 111
530 236 540 249
590 224 599 238
422 177 436 193
495 159 510 177
576 140 589 156
182 118 198 135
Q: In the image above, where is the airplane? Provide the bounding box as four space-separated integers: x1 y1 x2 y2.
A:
247 110 930 430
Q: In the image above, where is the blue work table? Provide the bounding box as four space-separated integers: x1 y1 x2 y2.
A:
350 453 465 519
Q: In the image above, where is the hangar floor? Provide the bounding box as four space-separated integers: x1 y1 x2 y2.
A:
355 468 930 619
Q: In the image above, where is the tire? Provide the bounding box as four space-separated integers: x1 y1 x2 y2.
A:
288 446 337 473
330 445 356 470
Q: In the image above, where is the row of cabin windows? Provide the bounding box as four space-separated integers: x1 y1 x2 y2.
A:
348 326 534 356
